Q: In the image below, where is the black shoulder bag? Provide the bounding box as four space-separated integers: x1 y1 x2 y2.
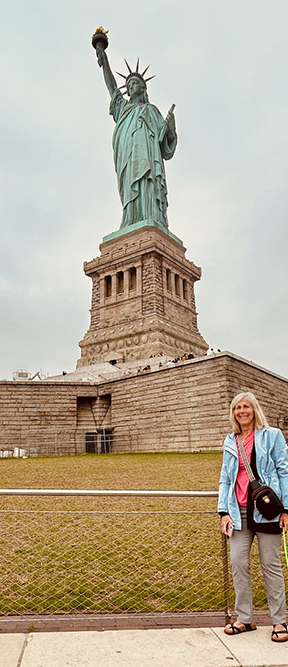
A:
238 435 284 521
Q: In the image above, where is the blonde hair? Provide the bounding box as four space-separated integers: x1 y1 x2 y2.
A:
230 391 269 434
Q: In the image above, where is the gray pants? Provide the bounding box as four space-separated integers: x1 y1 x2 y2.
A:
229 508 286 624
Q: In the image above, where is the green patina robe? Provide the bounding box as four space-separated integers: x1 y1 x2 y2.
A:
109 89 177 229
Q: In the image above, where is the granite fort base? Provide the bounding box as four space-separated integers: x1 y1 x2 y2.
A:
0 353 287 456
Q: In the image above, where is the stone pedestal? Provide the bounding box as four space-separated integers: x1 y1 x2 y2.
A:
77 225 208 366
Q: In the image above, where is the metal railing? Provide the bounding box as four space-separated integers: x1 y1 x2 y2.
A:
0 489 282 620
0 489 218 498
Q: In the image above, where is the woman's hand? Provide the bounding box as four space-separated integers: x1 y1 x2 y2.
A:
279 512 288 531
221 514 234 535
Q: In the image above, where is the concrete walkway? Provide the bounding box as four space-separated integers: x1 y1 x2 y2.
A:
1 627 286 667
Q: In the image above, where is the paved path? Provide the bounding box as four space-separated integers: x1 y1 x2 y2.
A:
1 626 286 667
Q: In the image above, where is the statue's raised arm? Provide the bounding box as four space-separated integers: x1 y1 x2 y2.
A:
96 48 117 97
91 28 177 232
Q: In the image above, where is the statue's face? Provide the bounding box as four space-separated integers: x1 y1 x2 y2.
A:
127 77 144 100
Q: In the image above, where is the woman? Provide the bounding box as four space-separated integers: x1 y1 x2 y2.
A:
218 391 288 642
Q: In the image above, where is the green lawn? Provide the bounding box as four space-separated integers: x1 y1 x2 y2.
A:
0 453 279 615
0 451 223 492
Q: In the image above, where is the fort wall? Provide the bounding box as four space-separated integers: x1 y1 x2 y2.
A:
0 352 286 456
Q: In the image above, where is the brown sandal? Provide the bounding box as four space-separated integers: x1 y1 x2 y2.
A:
271 624 288 643
224 622 257 635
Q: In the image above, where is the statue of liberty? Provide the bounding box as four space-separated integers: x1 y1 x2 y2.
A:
92 28 177 231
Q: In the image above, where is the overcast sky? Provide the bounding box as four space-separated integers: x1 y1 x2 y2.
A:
1 0 287 380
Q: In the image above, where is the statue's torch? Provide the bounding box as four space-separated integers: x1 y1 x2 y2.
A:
91 26 109 52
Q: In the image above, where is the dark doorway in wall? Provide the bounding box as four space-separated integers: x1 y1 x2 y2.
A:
85 429 113 453
85 432 97 453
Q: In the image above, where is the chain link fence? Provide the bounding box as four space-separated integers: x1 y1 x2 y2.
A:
0 425 197 457
0 427 132 457
0 490 285 618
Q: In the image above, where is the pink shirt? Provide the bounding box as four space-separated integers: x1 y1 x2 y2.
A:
235 431 254 506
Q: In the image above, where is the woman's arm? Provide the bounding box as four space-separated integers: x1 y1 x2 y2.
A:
267 429 288 530
271 429 288 508
217 454 230 514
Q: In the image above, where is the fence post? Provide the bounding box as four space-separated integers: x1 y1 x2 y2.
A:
221 532 231 625
188 423 191 452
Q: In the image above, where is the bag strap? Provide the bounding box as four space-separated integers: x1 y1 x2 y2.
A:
237 434 256 483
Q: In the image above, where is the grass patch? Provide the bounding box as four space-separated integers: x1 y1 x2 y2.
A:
0 453 279 614
0 451 222 492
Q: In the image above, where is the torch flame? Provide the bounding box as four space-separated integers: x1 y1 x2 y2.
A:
95 26 109 35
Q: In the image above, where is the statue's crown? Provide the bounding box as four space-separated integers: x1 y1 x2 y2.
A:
116 59 155 93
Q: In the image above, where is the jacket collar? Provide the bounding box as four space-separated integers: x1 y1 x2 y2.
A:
225 427 268 454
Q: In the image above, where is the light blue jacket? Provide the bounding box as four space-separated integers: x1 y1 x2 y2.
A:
217 427 288 530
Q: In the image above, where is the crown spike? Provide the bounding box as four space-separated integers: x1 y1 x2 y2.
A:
124 59 132 73
116 71 127 80
144 75 156 83
135 58 140 73
141 65 150 77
